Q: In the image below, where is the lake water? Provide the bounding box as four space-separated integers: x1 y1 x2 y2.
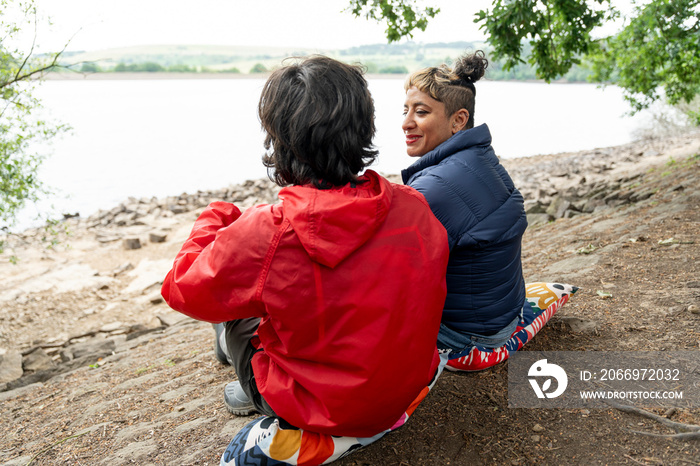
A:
14 77 651 231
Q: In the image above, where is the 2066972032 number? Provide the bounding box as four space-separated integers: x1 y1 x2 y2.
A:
600 368 680 381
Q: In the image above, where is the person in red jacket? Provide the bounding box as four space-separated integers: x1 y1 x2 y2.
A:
161 55 449 438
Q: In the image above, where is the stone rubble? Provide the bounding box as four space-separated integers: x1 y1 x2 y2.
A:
503 133 699 225
84 178 282 232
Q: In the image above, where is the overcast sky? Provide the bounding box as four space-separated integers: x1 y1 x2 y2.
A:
28 0 497 53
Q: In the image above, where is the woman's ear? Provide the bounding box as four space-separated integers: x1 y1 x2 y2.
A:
451 109 469 133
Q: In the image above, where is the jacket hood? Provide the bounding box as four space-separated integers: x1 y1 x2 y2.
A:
402 123 492 183
279 170 392 268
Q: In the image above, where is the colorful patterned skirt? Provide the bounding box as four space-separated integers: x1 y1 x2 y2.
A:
445 282 578 372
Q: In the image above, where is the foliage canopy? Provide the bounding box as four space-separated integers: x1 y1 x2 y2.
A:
348 0 700 115
589 0 700 116
1 0 67 229
347 0 441 42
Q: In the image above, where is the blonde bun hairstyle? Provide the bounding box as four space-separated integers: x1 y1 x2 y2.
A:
405 50 488 129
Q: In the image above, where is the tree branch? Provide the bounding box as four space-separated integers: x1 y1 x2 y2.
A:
628 430 700 440
2 8 74 91
609 401 700 439
2 57 62 89
12 6 39 84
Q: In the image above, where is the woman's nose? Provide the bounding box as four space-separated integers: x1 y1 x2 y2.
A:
402 113 414 132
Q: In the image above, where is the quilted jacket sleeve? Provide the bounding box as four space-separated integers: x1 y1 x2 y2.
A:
161 201 267 323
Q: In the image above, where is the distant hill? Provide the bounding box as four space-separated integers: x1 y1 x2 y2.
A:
56 42 593 81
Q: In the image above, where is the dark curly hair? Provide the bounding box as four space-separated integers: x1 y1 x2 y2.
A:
404 51 488 129
259 55 378 188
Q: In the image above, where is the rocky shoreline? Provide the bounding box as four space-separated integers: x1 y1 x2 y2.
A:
10 130 696 241
0 129 699 465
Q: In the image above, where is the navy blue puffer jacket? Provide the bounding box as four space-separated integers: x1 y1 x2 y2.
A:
402 124 527 336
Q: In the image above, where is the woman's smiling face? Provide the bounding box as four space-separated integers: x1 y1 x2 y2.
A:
402 87 455 157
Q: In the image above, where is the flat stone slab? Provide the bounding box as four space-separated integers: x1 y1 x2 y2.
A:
0 263 114 301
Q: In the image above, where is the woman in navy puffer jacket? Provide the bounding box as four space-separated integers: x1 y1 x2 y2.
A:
401 51 530 371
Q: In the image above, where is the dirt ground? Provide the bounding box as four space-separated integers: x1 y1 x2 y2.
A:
1 133 699 465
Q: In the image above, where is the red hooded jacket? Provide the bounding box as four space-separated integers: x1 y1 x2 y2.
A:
161 170 449 437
